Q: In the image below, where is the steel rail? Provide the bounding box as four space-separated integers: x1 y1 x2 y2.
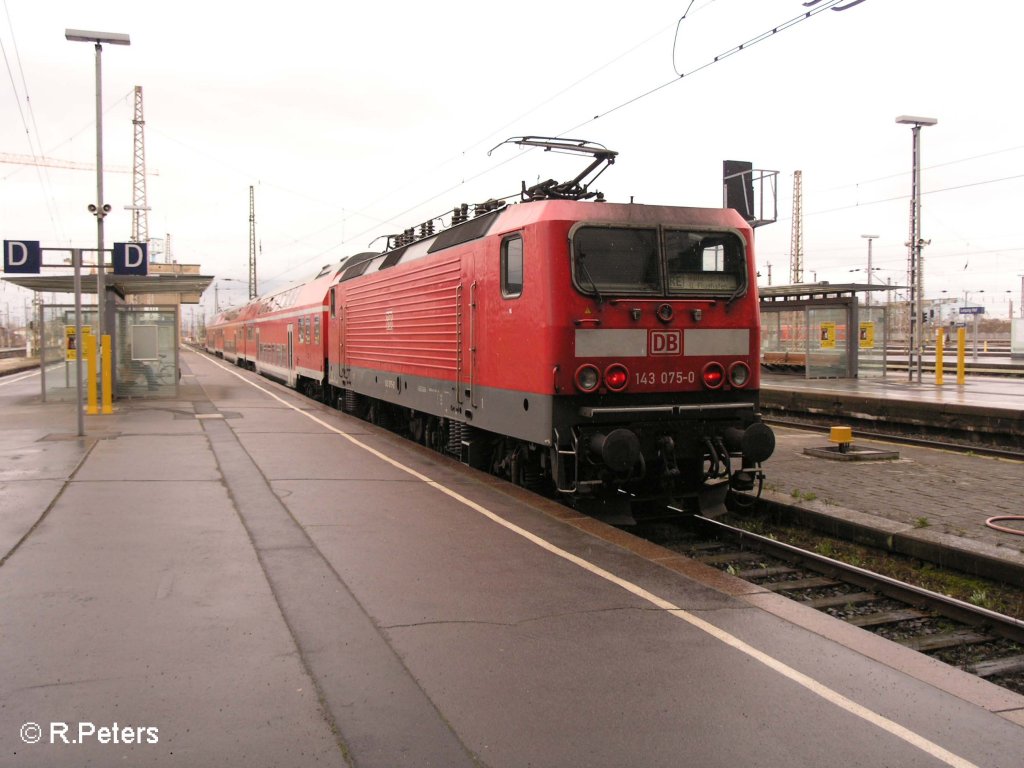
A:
691 515 1024 645
762 416 1024 461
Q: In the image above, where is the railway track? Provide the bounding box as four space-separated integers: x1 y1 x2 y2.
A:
641 515 1024 695
762 415 1024 461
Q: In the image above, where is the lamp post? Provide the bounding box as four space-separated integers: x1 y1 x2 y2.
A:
896 115 937 383
65 29 131 341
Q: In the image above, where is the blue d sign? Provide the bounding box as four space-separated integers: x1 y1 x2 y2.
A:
112 242 148 275
3 240 42 273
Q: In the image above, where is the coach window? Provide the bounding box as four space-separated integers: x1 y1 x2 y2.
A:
330 288 336 318
501 235 523 298
313 315 320 344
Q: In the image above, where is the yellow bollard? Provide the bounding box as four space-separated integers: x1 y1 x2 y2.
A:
101 334 113 414
956 327 966 385
935 328 944 386
829 425 854 453
85 332 98 414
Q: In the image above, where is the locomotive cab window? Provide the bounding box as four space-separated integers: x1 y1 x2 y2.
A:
665 230 746 296
501 235 523 298
571 225 746 298
572 227 660 296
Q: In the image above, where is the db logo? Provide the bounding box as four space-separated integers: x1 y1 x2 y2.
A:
649 330 681 356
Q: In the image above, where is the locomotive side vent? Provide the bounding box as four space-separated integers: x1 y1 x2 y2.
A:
447 420 464 456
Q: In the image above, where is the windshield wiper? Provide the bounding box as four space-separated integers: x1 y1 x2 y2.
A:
725 281 745 307
576 253 604 305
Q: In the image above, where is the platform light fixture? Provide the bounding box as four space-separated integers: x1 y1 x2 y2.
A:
65 28 131 341
895 115 937 383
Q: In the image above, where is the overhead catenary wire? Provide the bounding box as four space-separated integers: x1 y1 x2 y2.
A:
800 171 1024 219
560 0 863 136
1 1 67 241
257 0 869 293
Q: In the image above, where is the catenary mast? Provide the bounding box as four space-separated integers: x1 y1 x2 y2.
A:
789 170 803 284
128 85 150 251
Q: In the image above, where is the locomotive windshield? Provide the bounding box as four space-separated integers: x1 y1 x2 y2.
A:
572 226 746 298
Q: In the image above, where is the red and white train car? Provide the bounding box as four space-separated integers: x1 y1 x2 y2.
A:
208 270 335 391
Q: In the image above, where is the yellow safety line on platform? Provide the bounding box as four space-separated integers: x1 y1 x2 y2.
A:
194 350 981 768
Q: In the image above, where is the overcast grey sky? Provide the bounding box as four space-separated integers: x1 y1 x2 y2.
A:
2 0 1022 320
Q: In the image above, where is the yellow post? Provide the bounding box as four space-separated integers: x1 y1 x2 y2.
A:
935 328 944 386
101 334 114 414
85 332 98 414
956 327 966 385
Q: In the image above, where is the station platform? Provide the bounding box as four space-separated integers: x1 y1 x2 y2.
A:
762 372 1024 450
763 371 1024 412
2 350 1023 766
0 356 37 377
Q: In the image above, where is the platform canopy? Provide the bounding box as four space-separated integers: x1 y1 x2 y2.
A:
2 272 213 302
758 282 904 302
757 282 901 301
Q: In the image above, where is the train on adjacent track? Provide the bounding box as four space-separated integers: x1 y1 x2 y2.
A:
206 138 775 521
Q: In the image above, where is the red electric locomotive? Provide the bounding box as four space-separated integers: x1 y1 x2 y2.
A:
208 138 775 521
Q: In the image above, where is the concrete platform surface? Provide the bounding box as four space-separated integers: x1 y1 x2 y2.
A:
763 370 1024 412
1 350 1023 767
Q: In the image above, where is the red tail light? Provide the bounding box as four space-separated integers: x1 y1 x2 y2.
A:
604 364 629 392
702 362 725 389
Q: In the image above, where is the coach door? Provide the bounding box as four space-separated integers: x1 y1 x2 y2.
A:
287 324 294 382
457 253 479 409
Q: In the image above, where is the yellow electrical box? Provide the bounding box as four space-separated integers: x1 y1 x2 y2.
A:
829 426 853 445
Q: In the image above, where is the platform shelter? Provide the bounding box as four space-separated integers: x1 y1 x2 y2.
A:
3 267 211 401
759 283 893 379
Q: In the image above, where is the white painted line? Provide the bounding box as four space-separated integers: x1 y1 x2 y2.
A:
194 351 980 768
0 369 40 387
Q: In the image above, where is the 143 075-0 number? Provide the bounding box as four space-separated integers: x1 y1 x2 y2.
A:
635 370 694 386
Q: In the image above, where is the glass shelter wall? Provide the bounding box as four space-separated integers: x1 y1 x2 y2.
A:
806 307 848 378
39 304 99 402
116 307 179 398
761 309 807 365
856 305 889 378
